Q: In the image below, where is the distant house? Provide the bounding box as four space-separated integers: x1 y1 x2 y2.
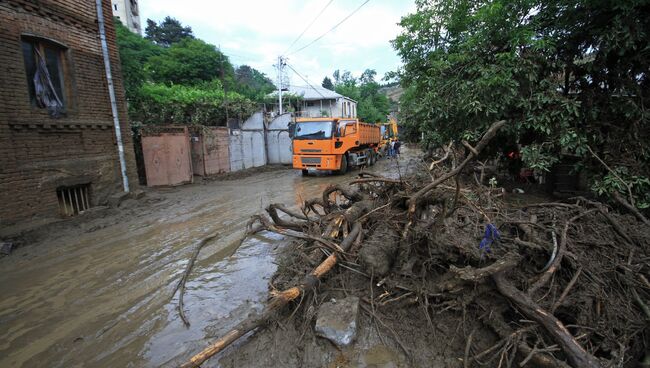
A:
271 85 357 119
0 0 137 224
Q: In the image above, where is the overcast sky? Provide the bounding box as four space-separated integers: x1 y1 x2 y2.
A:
139 0 415 88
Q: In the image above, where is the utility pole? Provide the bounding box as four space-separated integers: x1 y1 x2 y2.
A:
277 56 285 115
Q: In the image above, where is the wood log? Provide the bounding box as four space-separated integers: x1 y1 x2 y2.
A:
450 251 521 282
493 272 602 368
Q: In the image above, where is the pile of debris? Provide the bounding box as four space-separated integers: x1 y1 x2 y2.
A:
181 122 649 368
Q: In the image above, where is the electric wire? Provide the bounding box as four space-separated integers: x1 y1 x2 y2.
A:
285 62 327 100
284 0 335 55
287 0 370 56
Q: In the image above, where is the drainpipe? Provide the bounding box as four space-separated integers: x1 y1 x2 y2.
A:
96 0 129 193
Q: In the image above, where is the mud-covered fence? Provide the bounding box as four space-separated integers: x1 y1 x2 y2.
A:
190 127 230 176
141 126 194 187
137 111 294 185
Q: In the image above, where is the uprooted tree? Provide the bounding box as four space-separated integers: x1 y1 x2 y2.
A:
392 0 650 211
179 121 650 367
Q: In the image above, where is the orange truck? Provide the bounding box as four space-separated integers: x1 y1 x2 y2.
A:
291 117 381 175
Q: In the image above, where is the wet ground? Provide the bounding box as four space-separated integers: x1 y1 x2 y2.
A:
0 148 419 368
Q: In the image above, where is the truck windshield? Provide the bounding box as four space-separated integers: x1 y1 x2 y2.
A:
294 121 333 139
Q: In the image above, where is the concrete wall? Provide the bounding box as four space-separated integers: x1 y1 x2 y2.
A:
229 112 267 171
266 113 292 165
0 0 138 224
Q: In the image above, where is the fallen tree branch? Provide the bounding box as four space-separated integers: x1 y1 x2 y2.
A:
552 267 582 313
349 177 403 185
450 251 522 282
180 221 365 368
528 210 595 295
611 191 649 226
428 140 453 170
408 120 505 215
494 272 602 368
173 232 219 327
586 145 635 208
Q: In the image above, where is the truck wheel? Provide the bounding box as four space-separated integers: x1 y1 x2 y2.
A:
369 150 376 166
336 155 348 175
301 169 309 176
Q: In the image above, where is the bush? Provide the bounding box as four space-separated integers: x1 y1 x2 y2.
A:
131 81 257 125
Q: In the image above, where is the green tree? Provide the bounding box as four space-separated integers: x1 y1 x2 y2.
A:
331 69 390 123
234 65 275 101
114 19 161 100
321 76 334 90
392 0 650 210
146 38 234 86
145 16 194 47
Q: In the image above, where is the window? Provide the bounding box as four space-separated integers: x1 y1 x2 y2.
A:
57 184 91 217
114 4 118 10
21 36 69 117
294 121 334 140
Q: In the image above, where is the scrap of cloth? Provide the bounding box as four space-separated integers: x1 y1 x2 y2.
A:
33 48 64 118
479 223 500 254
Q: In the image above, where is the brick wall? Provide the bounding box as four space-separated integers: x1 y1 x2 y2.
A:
0 0 138 225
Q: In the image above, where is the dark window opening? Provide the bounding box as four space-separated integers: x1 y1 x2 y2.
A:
57 184 91 217
21 36 69 117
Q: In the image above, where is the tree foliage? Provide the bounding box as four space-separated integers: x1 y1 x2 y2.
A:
330 69 391 123
115 18 275 126
145 16 194 47
147 38 234 86
321 76 334 90
131 81 256 125
115 19 160 99
234 65 276 101
393 0 650 209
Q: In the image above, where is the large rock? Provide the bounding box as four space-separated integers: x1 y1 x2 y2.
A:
314 296 359 347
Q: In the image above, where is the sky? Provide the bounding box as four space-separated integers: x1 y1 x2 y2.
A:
139 0 415 88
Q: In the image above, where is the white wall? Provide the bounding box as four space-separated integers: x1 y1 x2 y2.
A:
300 98 356 118
267 113 292 164
229 112 267 170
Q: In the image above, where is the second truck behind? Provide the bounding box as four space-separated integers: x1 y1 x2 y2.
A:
291 117 381 175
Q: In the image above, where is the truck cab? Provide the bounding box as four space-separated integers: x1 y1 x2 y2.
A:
291 117 381 175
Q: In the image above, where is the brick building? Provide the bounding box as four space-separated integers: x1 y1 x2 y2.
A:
0 0 138 225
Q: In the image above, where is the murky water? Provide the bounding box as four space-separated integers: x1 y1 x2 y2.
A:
0 150 417 368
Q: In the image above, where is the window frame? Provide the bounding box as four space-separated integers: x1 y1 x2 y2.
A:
20 35 75 115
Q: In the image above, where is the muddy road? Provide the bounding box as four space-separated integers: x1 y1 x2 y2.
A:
0 149 418 368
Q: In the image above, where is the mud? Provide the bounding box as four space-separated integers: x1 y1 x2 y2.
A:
0 149 419 368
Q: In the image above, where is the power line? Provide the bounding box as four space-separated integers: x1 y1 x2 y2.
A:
285 62 328 100
284 0 335 55
287 0 370 56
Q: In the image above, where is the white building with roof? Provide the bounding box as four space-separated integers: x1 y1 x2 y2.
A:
271 85 357 119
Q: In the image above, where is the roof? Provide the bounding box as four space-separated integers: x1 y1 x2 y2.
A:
270 85 357 102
